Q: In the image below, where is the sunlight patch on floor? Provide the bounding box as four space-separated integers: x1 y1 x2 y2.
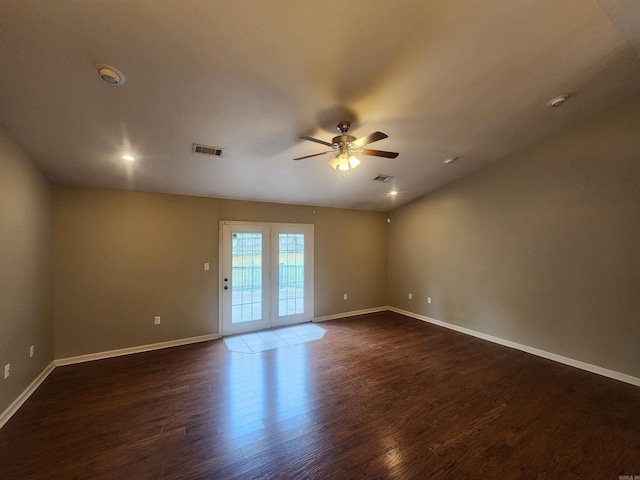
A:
223 323 325 353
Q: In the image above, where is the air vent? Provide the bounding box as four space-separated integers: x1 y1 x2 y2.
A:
192 143 224 156
372 174 393 182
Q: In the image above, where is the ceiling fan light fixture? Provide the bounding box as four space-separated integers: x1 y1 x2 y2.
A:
329 152 362 171
337 153 350 171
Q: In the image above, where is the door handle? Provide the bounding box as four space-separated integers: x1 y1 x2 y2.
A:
224 286 228 290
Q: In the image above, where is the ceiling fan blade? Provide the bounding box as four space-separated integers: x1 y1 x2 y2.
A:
352 131 388 147
361 149 399 159
293 151 333 161
300 136 334 148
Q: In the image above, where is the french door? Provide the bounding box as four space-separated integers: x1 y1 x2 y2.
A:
220 222 314 336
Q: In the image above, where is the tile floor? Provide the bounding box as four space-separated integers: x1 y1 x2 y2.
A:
222 322 326 353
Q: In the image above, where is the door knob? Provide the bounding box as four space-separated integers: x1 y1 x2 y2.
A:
224 286 228 290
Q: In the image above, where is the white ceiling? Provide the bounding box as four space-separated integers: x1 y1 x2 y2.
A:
1 0 640 211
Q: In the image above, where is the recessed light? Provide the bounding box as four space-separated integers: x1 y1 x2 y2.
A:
389 191 398 196
96 64 126 85
443 157 457 165
547 93 570 107
122 154 135 161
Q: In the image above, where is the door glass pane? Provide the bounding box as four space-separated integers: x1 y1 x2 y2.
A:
278 233 304 316
231 232 262 323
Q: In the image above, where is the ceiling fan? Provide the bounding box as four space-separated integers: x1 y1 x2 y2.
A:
294 121 399 171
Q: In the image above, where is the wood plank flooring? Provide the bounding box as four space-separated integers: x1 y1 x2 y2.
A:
1 311 640 479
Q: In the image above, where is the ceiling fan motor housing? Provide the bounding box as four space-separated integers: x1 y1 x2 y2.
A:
332 134 356 146
334 122 355 147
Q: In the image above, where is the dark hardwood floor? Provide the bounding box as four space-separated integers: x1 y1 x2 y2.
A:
2 311 640 479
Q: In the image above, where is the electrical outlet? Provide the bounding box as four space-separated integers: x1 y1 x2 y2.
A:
30 345 34 358
4 364 9 379
343 293 348 300
204 262 210 271
428 297 432 304
154 316 161 325
408 293 412 300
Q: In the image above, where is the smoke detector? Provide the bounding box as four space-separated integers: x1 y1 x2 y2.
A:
443 157 457 165
96 64 126 85
547 94 570 107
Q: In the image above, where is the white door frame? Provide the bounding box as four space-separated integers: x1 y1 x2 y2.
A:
219 221 314 337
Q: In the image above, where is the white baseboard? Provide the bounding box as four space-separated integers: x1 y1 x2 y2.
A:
5 308 637 431
54 333 220 366
390 307 640 388
1 334 221 430
0 361 55 430
313 306 389 323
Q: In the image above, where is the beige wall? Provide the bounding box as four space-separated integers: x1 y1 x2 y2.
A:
0 126 53 413
53 188 388 358
389 93 640 378
8 90 639 416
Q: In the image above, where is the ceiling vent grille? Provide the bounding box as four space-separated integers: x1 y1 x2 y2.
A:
372 174 393 182
192 143 223 156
